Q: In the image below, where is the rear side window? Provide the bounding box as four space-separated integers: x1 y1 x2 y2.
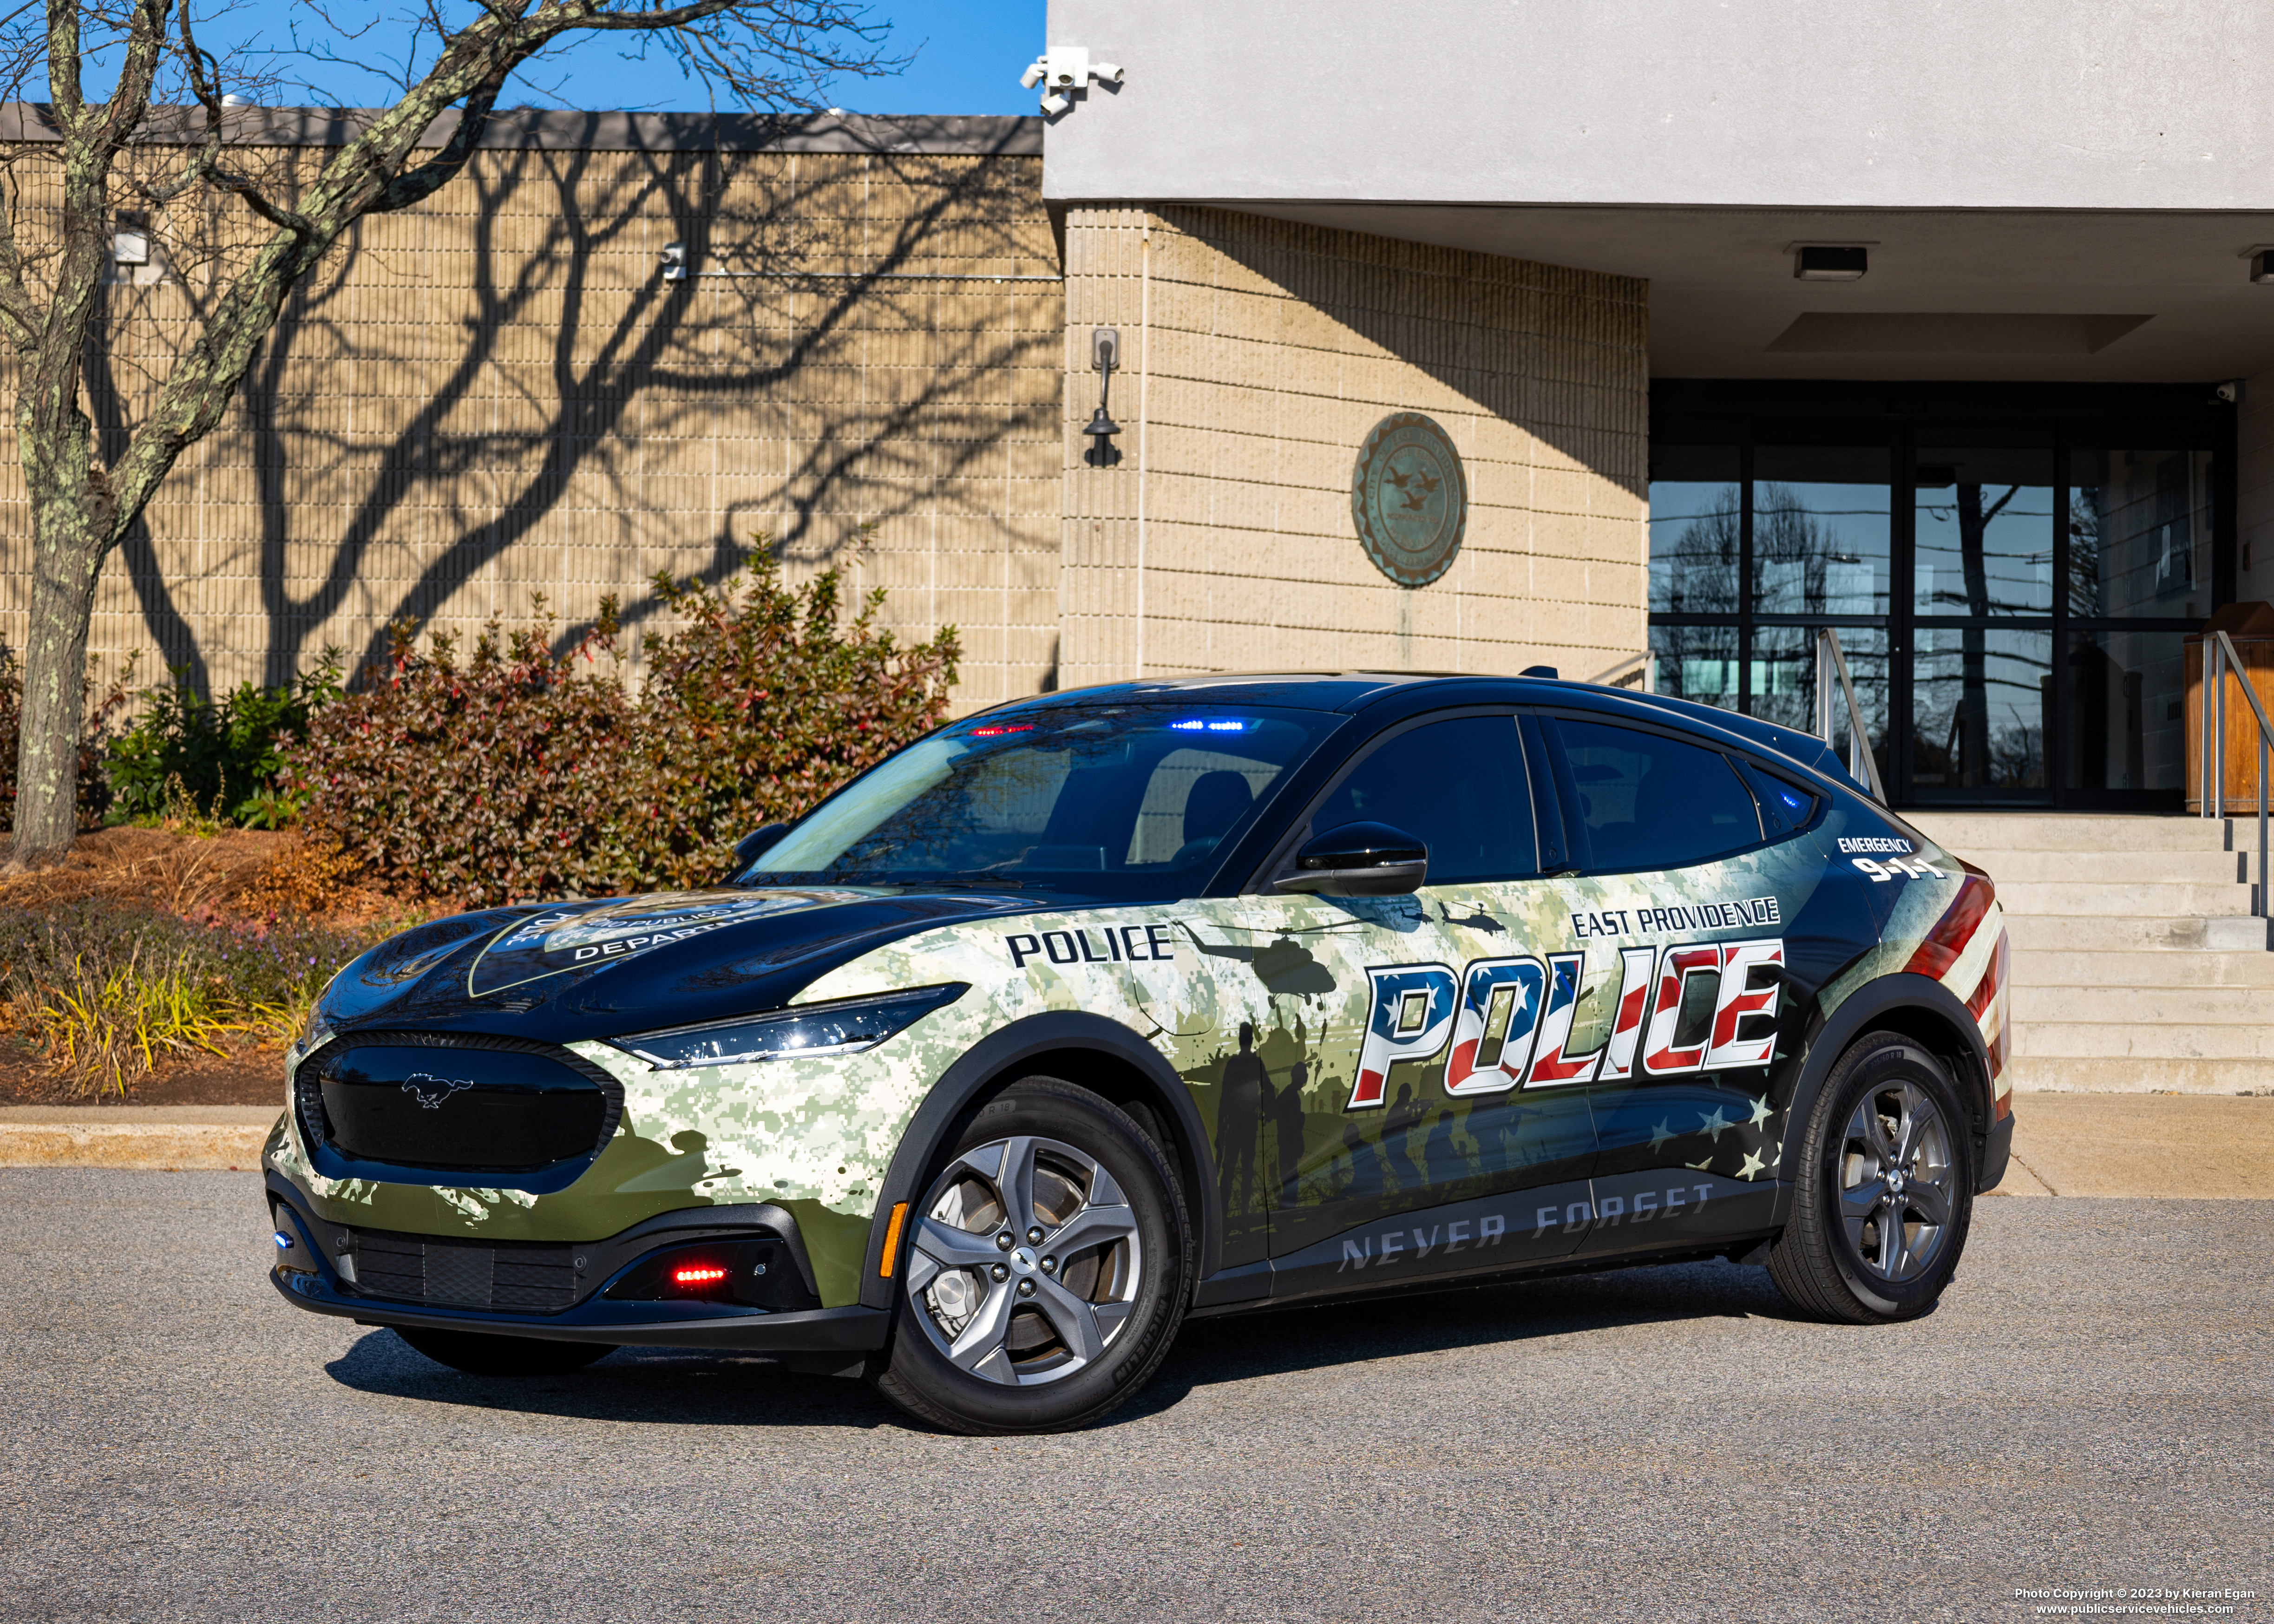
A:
1548 716 1761 874
1305 714 1538 883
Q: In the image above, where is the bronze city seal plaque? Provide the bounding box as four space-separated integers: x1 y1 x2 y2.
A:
1350 412 1467 588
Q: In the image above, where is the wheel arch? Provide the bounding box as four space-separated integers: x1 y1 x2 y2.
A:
1775 973 1996 1223
856 1011 1220 1310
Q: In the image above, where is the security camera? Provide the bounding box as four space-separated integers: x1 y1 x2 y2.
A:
1020 46 1122 114
2215 380 2244 405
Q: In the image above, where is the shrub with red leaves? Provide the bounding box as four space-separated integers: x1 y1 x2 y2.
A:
281 552 958 906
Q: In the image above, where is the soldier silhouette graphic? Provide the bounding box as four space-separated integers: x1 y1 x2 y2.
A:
1265 1059 1310 1202
1217 1021 1268 1217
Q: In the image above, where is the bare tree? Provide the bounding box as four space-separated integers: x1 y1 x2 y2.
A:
0 0 898 866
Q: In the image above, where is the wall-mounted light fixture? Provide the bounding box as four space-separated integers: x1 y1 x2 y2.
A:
1020 46 1124 116
1793 244 1869 282
661 241 688 282
112 214 149 266
1083 326 1122 467
2248 248 2274 284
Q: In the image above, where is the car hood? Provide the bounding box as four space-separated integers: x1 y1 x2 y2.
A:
313 885 1036 1045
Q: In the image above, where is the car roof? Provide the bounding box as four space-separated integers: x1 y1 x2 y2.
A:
976 672 1867 792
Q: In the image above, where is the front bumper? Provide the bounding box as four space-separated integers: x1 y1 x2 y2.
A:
265 1175 889 1354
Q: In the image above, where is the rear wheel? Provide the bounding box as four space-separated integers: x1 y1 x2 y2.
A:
393 1326 617 1376
872 1077 1191 1434
1768 1031 1974 1324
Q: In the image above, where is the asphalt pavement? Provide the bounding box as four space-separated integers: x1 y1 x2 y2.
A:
2 1169 2267 1624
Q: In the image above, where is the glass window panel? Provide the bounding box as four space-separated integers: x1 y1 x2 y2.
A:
1914 448 2055 617
1310 717 1538 883
1752 445 1891 617
1552 718 1761 873
1647 622 1739 714
1648 444 1740 614
2066 450 2215 620
1749 624 1891 792
2062 630 2188 792
1911 628 2052 791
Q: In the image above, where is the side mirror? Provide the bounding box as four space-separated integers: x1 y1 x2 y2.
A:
1272 821 1428 897
732 823 791 877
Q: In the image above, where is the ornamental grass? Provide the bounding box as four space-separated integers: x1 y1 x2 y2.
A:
0 901 387 1099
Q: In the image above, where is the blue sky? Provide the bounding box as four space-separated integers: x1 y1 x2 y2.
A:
47 2 1044 116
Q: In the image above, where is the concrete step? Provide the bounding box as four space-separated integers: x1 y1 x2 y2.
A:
2011 984 2274 1025
1907 812 2235 854
2008 1056 2274 1094
2004 913 2272 952
2015 947 2274 986
1973 850 2252 886
2014 1021 2274 1060
1993 879 2256 918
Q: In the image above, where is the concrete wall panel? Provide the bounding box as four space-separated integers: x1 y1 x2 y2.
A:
1057 204 1647 692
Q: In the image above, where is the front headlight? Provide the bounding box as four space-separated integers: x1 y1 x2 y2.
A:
604 983 967 1070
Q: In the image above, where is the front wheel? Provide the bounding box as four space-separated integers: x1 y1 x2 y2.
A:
872 1077 1192 1434
393 1326 617 1376
1768 1031 1974 1324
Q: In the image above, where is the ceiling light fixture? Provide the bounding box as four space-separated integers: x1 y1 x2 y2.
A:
1794 245 1869 282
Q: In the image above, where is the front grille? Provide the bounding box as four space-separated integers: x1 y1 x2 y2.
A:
296 1031 623 1179
351 1227 580 1311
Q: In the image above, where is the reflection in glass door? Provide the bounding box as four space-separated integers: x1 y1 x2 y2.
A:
1645 393 2229 809
2062 449 2215 793
1907 447 2055 797
1752 445 1893 784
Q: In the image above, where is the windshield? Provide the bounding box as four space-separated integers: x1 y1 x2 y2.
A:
742 703 1341 898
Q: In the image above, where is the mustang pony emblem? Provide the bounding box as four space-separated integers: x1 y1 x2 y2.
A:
401 1074 474 1110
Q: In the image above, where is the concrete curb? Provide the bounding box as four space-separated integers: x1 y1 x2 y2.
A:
0 1107 277 1172
4 1096 2270 1193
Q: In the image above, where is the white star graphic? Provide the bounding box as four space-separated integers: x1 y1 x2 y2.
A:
1737 1148 1766 1181
1747 1095 1773 1129
1699 1106 1732 1142
1685 1157 1713 1172
1648 1118 1676 1153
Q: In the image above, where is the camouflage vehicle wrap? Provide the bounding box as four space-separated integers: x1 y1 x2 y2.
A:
263 673 2011 1364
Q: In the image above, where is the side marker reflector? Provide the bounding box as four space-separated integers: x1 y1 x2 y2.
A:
879 1202 909 1277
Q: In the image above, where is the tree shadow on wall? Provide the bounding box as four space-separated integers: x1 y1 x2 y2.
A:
90 126 1058 693
1163 203 1648 510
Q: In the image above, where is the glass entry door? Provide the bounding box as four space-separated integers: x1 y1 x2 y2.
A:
1646 388 2232 811
1902 443 2055 801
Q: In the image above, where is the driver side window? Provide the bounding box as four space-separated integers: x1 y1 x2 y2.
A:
1306 714 1538 884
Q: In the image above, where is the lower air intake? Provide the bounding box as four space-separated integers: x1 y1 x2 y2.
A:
351 1227 579 1311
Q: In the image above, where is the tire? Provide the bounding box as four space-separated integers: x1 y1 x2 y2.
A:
872 1076 1192 1434
393 1326 618 1376
1768 1030 1975 1324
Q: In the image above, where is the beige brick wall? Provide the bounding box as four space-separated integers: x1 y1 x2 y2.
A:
0 140 1060 714
1057 205 1649 690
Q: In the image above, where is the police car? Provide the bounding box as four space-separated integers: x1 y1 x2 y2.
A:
265 671 2012 1434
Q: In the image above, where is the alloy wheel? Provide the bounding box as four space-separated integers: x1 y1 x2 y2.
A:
1837 1076 1957 1284
904 1134 1144 1386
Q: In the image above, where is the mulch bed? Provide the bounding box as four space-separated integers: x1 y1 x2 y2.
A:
0 825 430 1109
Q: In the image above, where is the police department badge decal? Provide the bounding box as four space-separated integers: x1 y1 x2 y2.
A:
1350 412 1467 588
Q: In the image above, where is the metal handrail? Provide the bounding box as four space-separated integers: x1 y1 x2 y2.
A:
2203 629 2273 919
1588 651 1657 692
1814 627 1888 804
